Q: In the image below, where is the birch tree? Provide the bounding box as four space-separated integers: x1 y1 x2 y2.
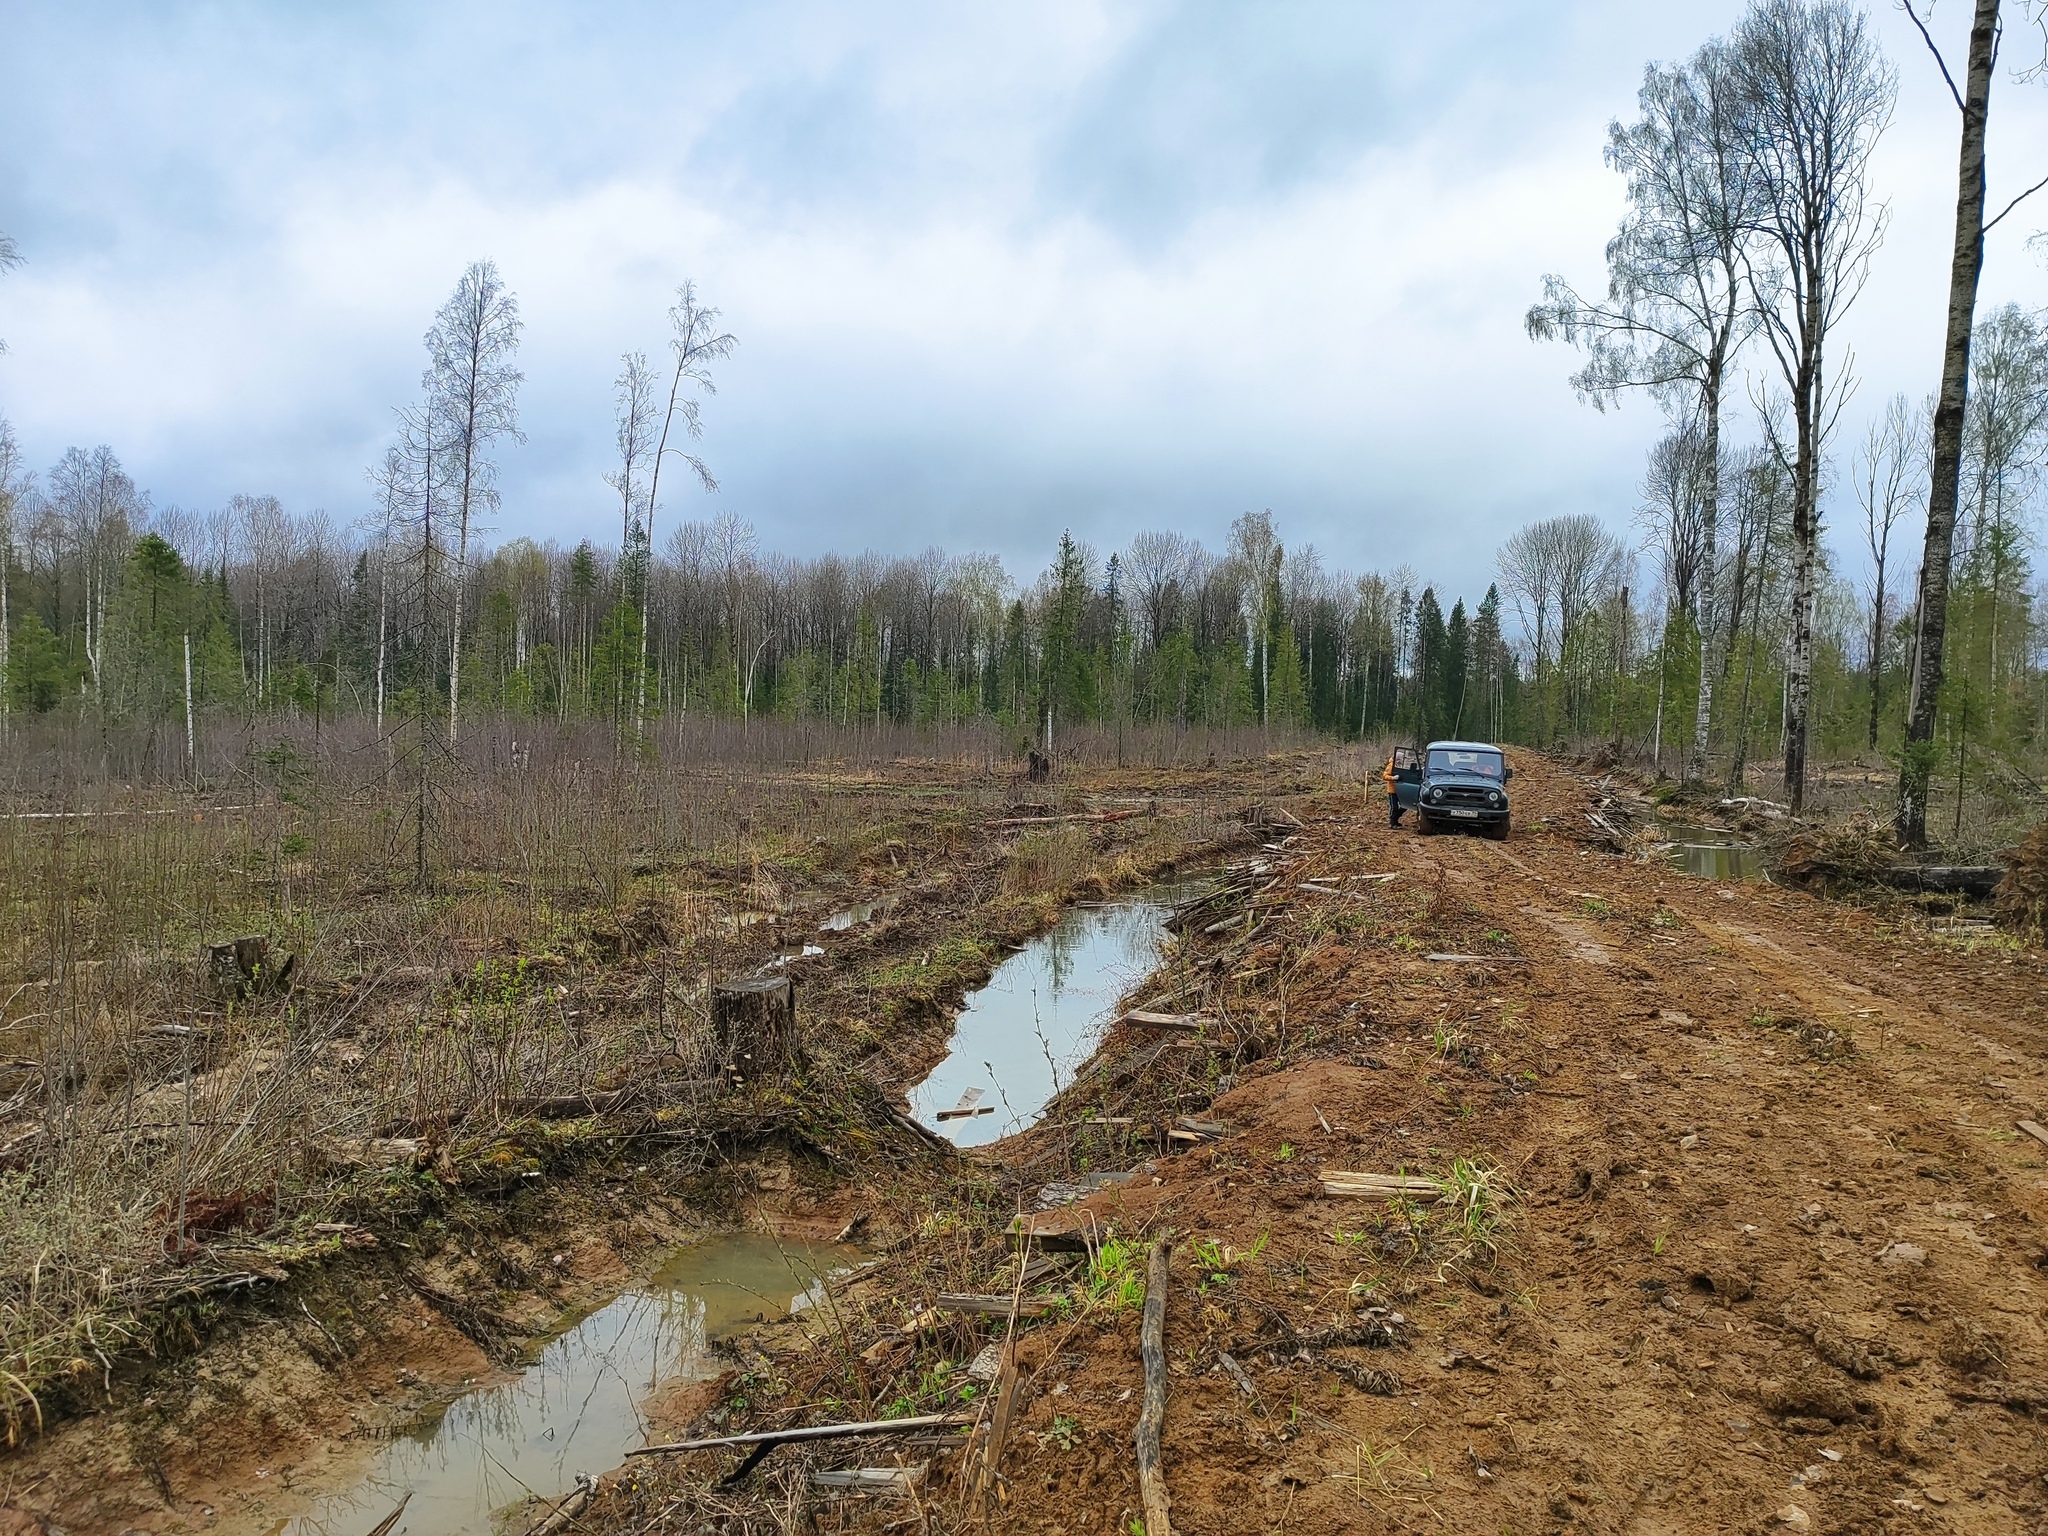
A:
1732 0 1895 813
1897 0 2048 844
1228 510 1280 726
637 282 736 737
1528 40 1759 782
425 259 523 744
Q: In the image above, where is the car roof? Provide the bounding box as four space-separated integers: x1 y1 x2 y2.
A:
1425 740 1504 753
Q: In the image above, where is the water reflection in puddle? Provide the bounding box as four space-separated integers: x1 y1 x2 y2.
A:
909 881 1207 1149
277 1235 851 1536
1660 824 1763 881
820 896 898 932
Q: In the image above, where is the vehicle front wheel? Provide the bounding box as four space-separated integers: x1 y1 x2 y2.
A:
1486 817 1509 841
1416 812 1435 836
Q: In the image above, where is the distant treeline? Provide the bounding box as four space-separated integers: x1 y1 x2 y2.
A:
4 420 2040 804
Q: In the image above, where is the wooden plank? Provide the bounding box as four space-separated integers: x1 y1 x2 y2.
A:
2016 1119 2048 1151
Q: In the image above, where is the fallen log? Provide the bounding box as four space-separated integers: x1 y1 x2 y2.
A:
1135 1235 1174 1536
888 1106 958 1156
627 1411 972 1458
1868 864 2004 897
935 1292 1061 1318
986 809 1144 828
523 1476 592 1536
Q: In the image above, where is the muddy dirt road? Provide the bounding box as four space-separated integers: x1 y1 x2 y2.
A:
593 754 2048 1535
949 755 2048 1534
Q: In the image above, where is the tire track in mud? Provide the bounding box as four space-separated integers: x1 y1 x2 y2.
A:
1343 769 2048 1534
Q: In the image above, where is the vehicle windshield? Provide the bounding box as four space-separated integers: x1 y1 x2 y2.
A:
1428 748 1504 780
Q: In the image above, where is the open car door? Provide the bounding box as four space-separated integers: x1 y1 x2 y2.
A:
1392 745 1423 809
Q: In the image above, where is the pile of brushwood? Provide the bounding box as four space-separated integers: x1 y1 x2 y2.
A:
1996 821 2048 940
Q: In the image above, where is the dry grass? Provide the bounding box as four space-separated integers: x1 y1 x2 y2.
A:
0 712 1283 1441
997 826 1095 899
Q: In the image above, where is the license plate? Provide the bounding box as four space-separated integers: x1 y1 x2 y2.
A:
1450 809 1478 818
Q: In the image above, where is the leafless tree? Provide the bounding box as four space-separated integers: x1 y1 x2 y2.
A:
425 259 524 744
1124 530 1198 654
1854 393 1923 749
0 231 19 356
606 351 659 563
1638 426 1712 622
1499 513 1625 738
1529 39 1759 781
0 419 22 724
638 282 736 737
51 446 146 703
364 448 407 740
1732 0 1896 812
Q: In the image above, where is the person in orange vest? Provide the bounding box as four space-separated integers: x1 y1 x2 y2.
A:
1382 751 1404 827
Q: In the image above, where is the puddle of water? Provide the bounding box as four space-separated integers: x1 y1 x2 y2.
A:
1660 823 1763 882
820 896 898 932
279 1235 852 1536
908 880 1207 1148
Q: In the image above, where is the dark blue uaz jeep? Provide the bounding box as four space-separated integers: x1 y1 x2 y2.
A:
1396 740 1512 839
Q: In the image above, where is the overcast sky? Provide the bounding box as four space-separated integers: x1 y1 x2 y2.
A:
2 0 2045 602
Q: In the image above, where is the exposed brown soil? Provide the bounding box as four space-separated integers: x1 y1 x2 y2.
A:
592 754 2048 1535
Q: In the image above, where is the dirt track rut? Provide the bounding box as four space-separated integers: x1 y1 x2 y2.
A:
990 758 2048 1534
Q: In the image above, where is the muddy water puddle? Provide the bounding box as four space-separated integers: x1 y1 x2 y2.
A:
1659 822 1763 882
908 880 1206 1149
273 1235 853 1536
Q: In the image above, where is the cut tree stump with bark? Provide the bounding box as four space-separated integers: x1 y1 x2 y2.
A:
206 935 297 1000
713 975 800 1083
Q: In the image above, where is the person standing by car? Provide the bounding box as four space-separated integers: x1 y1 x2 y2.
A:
1382 750 1405 827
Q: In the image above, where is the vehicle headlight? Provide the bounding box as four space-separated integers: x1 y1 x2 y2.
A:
1488 790 1502 806
1427 787 1443 804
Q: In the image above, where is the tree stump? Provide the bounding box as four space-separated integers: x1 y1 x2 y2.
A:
713 975 799 1084
206 935 296 1000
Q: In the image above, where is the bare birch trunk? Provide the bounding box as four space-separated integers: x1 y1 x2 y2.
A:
1899 0 1998 848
